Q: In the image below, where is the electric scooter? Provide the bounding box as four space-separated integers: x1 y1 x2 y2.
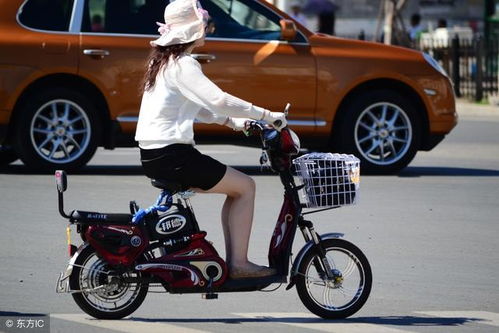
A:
55 109 372 320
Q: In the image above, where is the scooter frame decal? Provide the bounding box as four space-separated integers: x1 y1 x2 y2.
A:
135 263 200 285
155 214 187 235
274 213 294 248
107 226 133 235
174 248 205 257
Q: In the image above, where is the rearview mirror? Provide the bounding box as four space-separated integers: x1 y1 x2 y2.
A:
55 170 67 192
280 19 297 41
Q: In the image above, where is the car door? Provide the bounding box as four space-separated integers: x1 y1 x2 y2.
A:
196 0 317 135
78 0 162 135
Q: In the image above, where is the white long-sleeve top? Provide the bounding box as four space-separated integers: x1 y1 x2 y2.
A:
135 54 268 149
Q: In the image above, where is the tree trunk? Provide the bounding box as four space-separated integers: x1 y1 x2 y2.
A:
383 0 395 45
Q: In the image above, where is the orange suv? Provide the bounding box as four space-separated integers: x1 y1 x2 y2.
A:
0 0 457 173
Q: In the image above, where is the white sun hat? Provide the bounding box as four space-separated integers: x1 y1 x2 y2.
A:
150 0 209 47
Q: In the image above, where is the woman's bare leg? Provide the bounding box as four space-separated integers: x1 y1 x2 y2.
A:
202 166 255 267
196 166 272 272
221 196 233 264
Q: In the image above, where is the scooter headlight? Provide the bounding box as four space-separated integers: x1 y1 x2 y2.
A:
280 128 300 155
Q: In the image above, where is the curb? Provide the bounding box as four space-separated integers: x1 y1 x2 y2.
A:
456 99 499 117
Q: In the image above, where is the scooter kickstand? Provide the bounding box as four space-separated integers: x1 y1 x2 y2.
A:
202 278 218 300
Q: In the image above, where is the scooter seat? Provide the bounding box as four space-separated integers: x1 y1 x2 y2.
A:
70 210 132 225
151 179 184 192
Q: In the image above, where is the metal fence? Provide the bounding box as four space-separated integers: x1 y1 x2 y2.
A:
419 35 499 101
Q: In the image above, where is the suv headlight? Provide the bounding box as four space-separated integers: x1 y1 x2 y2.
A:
423 52 448 78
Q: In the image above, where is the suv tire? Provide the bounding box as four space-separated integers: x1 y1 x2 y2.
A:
14 88 101 171
335 89 421 174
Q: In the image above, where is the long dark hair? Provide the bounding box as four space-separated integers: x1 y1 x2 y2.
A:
142 42 195 93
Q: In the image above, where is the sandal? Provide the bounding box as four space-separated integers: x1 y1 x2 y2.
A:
229 265 276 279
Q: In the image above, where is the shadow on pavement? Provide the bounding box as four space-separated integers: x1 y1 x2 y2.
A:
352 315 483 326
2 164 499 177
0 311 47 317
0 165 276 176
398 166 499 177
128 314 482 327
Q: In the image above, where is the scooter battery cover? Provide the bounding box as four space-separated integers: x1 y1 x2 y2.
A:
146 204 197 241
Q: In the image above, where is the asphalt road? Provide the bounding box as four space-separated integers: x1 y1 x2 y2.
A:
1 106 499 333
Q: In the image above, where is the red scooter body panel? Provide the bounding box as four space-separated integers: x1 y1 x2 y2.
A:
268 192 299 273
136 232 228 289
85 225 149 266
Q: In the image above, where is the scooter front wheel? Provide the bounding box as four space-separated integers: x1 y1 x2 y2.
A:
69 245 148 319
295 238 372 319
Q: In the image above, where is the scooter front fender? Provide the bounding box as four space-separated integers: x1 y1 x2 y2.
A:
56 242 91 293
285 233 344 291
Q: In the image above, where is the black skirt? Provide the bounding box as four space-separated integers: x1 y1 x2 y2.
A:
140 144 227 191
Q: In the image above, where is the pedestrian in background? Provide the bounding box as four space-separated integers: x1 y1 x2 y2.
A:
437 18 447 28
408 13 423 41
302 0 339 35
289 2 308 28
91 14 104 32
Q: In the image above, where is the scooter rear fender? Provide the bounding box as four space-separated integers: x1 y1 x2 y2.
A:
285 233 344 291
56 242 91 293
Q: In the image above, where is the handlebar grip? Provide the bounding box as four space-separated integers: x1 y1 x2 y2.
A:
284 103 291 116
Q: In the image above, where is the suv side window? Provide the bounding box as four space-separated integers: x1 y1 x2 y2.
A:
200 0 305 43
81 0 164 35
19 0 75 32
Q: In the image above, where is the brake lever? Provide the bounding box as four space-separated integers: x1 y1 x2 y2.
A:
259 150 268 165
244 120 264 136
248 120 265 129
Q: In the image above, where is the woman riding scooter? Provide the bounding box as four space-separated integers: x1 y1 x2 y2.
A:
135 0 287 279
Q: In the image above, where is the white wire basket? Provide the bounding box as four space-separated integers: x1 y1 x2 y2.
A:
293 153 360 208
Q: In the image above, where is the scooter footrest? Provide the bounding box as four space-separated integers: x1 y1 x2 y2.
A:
202 293 218 299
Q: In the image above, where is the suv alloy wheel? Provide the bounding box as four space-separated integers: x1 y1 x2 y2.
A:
14 88 101 171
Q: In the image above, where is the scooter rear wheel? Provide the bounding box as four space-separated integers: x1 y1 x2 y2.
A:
69 245 148 319
295 238 372 319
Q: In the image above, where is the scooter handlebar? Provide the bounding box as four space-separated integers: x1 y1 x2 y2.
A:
246 103 291 132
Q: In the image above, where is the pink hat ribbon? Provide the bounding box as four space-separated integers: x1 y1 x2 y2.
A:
197 8 209 24
156 22 171 35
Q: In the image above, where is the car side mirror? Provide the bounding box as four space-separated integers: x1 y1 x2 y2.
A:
55 170 67 192
280 19 297 41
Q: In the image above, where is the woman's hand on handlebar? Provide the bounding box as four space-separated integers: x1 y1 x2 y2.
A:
228 118 269 137
227 117 252 132
262 110 287 131
243 120 266 136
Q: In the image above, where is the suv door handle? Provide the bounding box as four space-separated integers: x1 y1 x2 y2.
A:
192 53 216 63
83 49 110 58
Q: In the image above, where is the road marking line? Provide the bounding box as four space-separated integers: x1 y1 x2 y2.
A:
50 313 210 333
233 312 415 333
416 311 499 327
